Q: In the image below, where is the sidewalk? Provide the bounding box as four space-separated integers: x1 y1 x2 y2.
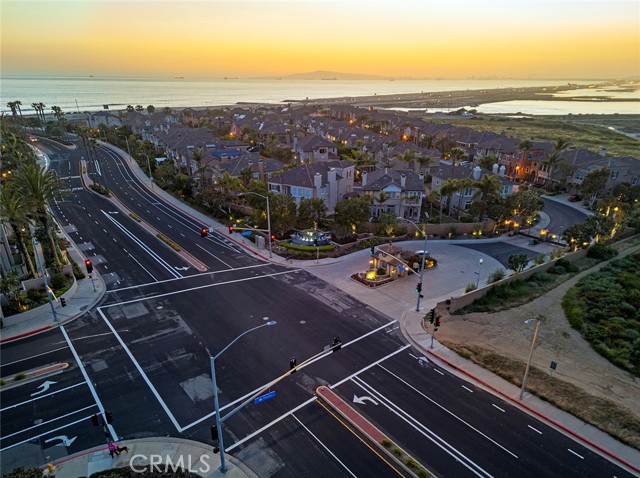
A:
48 437 256 478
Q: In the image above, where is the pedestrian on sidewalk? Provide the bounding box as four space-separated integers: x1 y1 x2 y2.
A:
107 441 119 458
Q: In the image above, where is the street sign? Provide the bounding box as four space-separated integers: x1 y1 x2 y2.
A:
254 390 276 404
241 231 253 237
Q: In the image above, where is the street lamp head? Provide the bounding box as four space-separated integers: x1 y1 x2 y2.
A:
479 258 484 264
266 320 277 326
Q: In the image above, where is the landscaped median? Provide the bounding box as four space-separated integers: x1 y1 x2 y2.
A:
0 362 69 390
315 385 432 478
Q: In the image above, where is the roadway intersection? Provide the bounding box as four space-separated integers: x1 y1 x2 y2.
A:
0 138 636 477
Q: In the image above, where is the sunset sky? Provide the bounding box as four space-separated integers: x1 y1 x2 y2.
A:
2 0 639 79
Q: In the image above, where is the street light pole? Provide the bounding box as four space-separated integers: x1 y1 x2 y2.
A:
520 319 540 400
31 232 58 323
143 153 154 189
210 320 277 473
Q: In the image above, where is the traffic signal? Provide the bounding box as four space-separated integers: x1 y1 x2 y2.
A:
201 227 208 238
289 357 297 373
210 424 218 442
228 225 234 234
60 297 67 307
429 308 436 324
435 316 441 329
85 259 93 274
91 414 100 427
416 282 422 293
370 245 375 255
332 336 342 352
271 235 276 242
105 411 114 424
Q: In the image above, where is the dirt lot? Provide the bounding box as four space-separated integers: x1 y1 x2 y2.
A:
437 242 640 448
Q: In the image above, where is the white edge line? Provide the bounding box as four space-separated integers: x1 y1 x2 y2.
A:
0 383 87 412
492 404 505 413
331 343 410 389
462 385 474 393
527 425 542 434
1 404 97 440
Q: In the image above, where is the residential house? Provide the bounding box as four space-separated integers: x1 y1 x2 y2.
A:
361 169 425 221
267 160 355 213
293 134 339 163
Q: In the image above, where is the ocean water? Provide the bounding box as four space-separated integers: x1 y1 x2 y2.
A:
1 76 637 116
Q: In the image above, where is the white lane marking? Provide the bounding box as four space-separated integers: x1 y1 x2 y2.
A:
353 377 495 478
59 326 117 441
462 385 474 393
106 263 271 293
127 252 158 282
0 415 94 452
100 269 296 309
434 369 444 375
0 346 68 367
180 233 185 237
292 414 358 478
0 404 96 440
101 210 181 279
331 342 409 389
96 308 182 431
180 322 401 432
226 397 316 452
0 383 86 412
528 425 542 434
568 449 584 459
195 243 233 269
492 404 505 413
378 365 518 459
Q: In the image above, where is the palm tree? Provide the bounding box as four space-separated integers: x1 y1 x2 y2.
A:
37 102 46 123
191 147 204 182
414 155 434 174
393 149 417 171
126 105 135 113
472 174 502 220
6 101 18 119
439 178 461 220
13 163 65 265
543 138 571 187
434 136 451 156
0 186 36 276
373 191 390 218
14 101 23 124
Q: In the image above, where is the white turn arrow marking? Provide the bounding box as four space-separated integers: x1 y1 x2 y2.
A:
353 395 378 406
45 435 77 447
31 380 57 396
174 266 189 271
107 211 119 214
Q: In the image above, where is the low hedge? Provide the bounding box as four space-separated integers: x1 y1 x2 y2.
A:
279 242 335 253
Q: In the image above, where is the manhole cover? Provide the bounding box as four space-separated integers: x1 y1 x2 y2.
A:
300 320 306 324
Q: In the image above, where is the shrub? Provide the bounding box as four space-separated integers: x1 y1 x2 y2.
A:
587 242 618 260
405 457 419 469
381 439 392 448
534 254 547 265
417 470 430 478
392 447 403 457
447 226 458 238
555 258 579 273
69 257 85 279
50 273 69 290
27 288 45 301
13 373 27 381
465 283 477 293
488 268 506 283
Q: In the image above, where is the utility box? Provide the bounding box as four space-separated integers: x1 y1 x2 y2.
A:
256 236 265 249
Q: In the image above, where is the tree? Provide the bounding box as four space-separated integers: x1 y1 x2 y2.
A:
393 149 417 171
485 193 510 234
455 178 474 219
334 196 371 233
378 212 398 236
414 154 434 173
434 136 451 156
508 253 529 273
506 189 544 227
580 168 610 207
135 105 144 112
163 106 172 116
472 174 503 220
0 186 36 276
562 222 593 250
154 160 176 187
269 193 297 235
0 466 43 478
126 105 134 113
194 186 226 213
297 198 327 229
13 163 65 265
478 155 498 171
439 178 461 219
373 191 389 218
147 105 156 114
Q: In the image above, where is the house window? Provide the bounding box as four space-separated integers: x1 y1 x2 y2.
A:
576 171 586 181
305 189 312 198
463 188 473 196
319 148 326 154
292 187 304 197
632 177 638 185
321 186 328 195
270 185 281 193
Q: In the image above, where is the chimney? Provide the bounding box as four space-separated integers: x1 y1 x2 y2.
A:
473 166 481 180
328 168 337 185
492 163 499 174
362 171 368 187
400 174 406 188
258 159 265 181
314 172 322 192
499 165 506 177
